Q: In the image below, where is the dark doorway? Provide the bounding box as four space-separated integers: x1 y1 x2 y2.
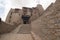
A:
22 15 30 24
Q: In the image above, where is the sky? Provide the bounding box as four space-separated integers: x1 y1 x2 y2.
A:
0 0 56 21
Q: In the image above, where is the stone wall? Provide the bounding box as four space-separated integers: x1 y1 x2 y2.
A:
31 11 60 40
31 1 60 40
5 8 22 25
0 21 17 34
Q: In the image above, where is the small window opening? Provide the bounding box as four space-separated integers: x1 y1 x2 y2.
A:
19 14 20 16
9 20 11 23
11 12 12 15
15 9 19 13
10 16 11 18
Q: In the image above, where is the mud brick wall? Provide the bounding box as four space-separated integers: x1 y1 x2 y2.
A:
31 10 60 40
0 21 17 34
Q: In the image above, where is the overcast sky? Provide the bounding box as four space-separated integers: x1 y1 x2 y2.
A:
0 0 56 21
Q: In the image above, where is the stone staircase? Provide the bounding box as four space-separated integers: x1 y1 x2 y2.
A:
0 24 41 40
18 24 31 34
0 33 33 40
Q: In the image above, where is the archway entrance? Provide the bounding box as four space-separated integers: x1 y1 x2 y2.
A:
22 15 30 24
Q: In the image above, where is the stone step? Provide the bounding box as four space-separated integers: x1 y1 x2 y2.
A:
11 25 22 33
0 33 33 40
31 32 42 40
18 24 31 34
